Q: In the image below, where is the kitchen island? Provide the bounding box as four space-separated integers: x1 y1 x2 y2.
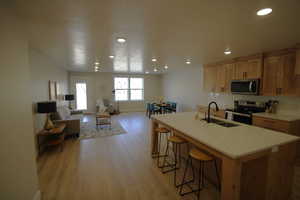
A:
151 112 299 200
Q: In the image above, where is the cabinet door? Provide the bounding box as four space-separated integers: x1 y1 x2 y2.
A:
262 56 280 96
235 61 248 80
277 53 296 96
295 49 300 75
245 58 262 79
224 63 235 92
216 64 226 93
203 66 217 92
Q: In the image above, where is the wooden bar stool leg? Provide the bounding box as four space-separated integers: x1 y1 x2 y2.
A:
173 143 178 187
214 159 221 191
156 132 162 167
198 161 203 200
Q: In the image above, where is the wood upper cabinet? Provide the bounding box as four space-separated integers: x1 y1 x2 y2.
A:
262 52 296 96
215 62 235 93
203 64 217 92
234 55 262 80
216 64 226 93
247 58 263 79
224 63 235 92
235 61 248 80
262 56 279 96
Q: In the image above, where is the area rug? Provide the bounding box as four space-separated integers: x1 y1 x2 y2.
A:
79 117 127 140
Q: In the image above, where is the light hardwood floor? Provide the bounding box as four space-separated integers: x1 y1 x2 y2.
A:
38 112 218 200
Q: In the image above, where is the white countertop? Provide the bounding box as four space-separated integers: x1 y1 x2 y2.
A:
252 112 300 122
152 112 299 159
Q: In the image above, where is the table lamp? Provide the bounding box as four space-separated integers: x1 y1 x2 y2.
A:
65 94 75 109
37 101 57 130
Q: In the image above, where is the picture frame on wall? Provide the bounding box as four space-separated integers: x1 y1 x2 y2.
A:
49 80 57 100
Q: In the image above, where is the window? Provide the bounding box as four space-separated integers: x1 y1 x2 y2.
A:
114 77 144 101
76 82 87 110
114 77 129 101
130 78 144 100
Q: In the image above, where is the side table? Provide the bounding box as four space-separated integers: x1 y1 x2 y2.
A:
37 123 66 155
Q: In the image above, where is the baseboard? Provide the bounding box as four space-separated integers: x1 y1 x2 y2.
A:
84 110 146 114
120 109 146 113
33 190 41 200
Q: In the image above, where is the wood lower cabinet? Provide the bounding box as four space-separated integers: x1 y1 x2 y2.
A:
262 53 296 96
253 115 300 156
252 116 291 133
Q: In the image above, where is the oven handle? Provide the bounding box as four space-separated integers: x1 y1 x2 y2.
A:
226 111 251 118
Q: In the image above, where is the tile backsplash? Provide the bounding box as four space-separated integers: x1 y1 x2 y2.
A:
209 93 300 116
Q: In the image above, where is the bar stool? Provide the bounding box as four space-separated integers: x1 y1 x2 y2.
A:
179 148 220 200
161 135 188 187
155 127 171 167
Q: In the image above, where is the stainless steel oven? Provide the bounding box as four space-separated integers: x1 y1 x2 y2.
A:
225 100 266 125
225 111 252 124
231 79 260 95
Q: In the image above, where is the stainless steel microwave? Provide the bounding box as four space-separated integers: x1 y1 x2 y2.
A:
231 79 260 95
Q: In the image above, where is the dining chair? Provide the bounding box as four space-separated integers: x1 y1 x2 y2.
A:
148 103 160 118
171 102 177 113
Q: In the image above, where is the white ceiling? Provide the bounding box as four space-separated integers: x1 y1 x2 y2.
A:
3 0 300 74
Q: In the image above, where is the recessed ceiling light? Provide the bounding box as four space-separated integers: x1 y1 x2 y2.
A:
152 58 157 62
117 37 126 43
257 8 272 16
186 60 191 64
224 49 232 55
145 71 149 74
154 68 158 72
109 55 114 59
95 62 99 65
95 66 99 69
164 65 168 69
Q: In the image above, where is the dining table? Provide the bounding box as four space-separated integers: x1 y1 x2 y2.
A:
155 102 171 114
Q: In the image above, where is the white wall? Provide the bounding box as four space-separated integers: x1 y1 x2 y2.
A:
69 72 162 113
162 65 300 115
0 8 39 200
29 48 69 133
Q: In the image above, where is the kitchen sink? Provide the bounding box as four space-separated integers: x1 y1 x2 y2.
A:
202 118 239 128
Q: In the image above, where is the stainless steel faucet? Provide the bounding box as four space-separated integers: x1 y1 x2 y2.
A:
207 101 219 123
